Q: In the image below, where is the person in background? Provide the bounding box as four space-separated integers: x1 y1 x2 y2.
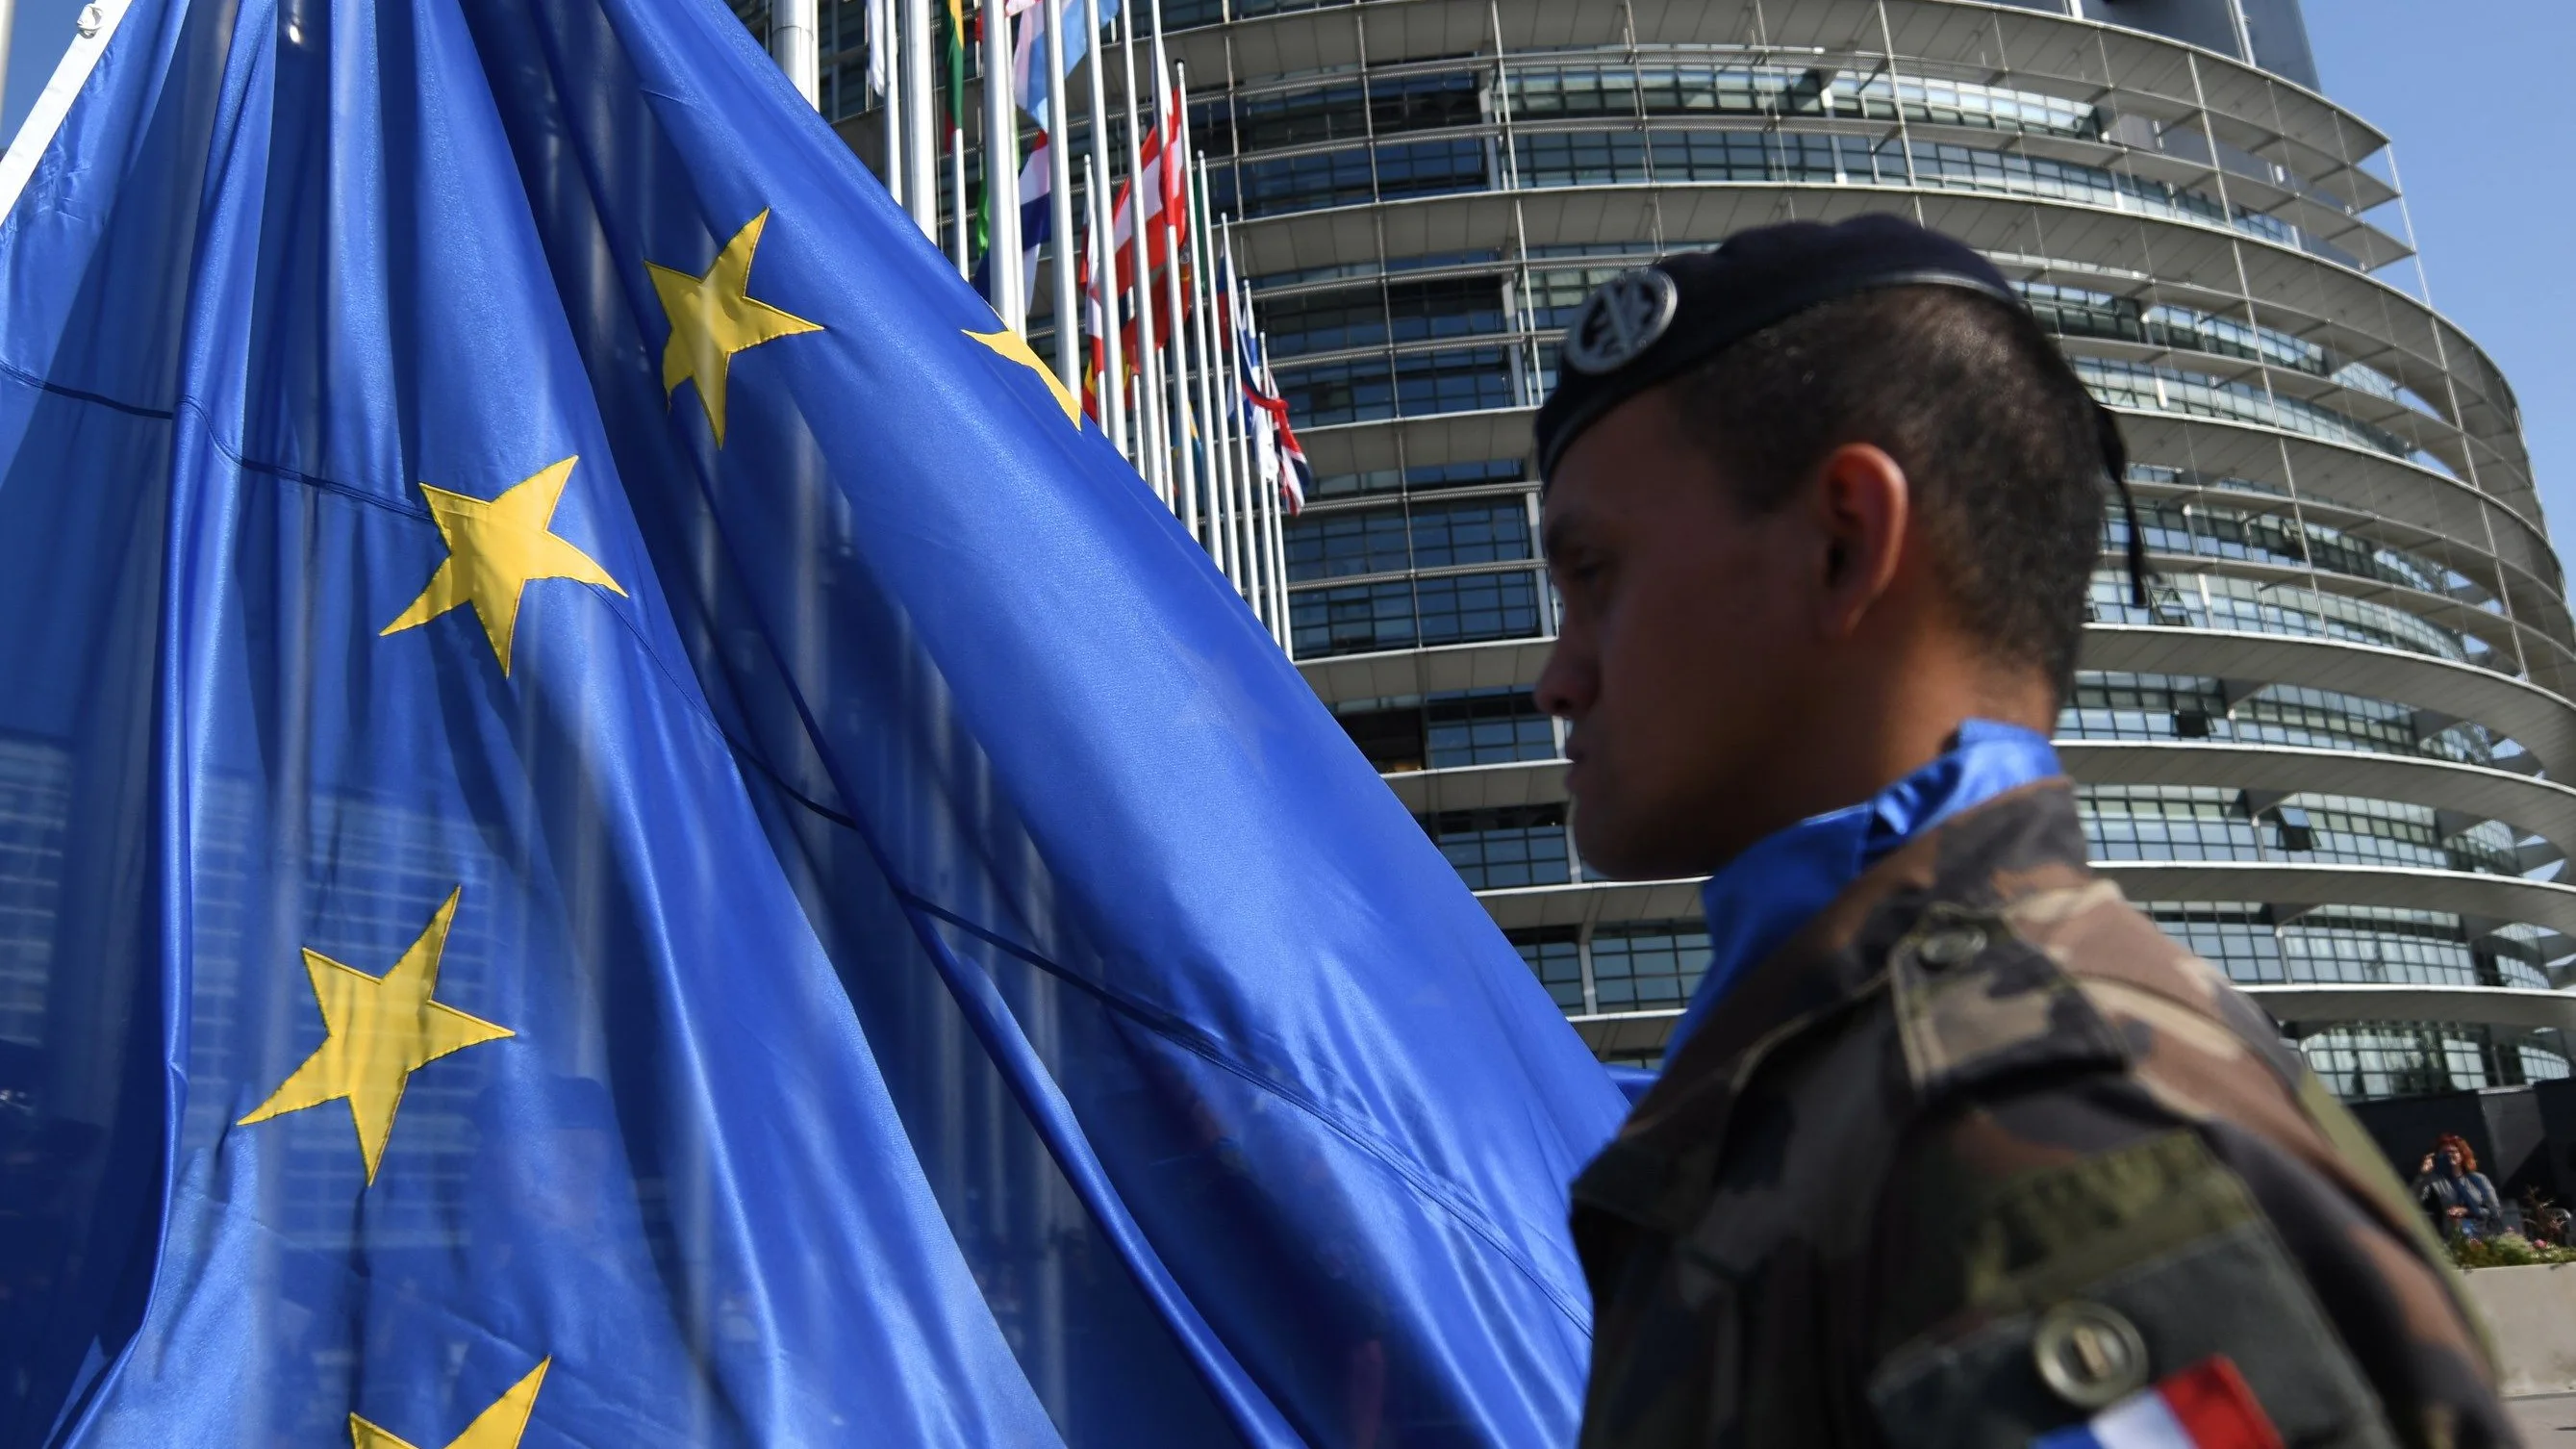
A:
2414 1133 2506 1240
1534 214 2513 1449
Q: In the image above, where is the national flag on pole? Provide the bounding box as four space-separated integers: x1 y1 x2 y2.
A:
1016 0 1116 116
938 0 985 261
1092 79 1184 374
866 0 892 98
971 128 1050 305
1159 64 1187 273
2031 1359 2286 1449
0 0 1622 1439
1105 78 1183 293
1081 216 1108 420
1260 384 1310 514
1234 283 1310 513
1229 279 1284 496
940 0 968 124
1004 0 1043 109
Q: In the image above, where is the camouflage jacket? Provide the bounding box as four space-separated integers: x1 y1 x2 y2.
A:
1571 780 2513 1449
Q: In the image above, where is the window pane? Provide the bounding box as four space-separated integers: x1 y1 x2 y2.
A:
1420 805 1569 889
1588 923 1710 1011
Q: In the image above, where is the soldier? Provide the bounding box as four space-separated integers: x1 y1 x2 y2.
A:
1534 215 2516 1448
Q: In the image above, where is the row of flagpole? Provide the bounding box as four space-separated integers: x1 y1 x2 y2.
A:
767 0 1310 649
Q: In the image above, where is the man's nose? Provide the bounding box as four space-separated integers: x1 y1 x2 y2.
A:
1534 638 1593 721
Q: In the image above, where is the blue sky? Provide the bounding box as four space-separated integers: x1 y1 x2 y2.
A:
3 0 2568 546
2302 0 2576 551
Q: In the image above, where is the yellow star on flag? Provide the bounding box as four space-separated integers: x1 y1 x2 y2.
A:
647 209 824 445
238 887 514 1185
380 456 626 676
966 325 1081 427
350 1359 550 1449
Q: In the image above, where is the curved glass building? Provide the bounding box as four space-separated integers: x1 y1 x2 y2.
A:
1167 0 2576 1096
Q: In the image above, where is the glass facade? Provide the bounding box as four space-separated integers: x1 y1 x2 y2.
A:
1424 805 1570 890
1197 0 2568 1098
2302 1024 2569 1102
1506 921 1715 1018
0 736 68 1051
2059 674 2497 765
1290 569 1543 657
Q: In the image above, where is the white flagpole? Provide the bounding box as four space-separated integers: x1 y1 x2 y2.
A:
775 0 819 106
982 0 1023 329
1043 0 1077 386
1130 370 1151 500
1189 152 1236 588
1134 370 1151 489
773 0 820 106
1251 314 1281 637
1195 158 1236 587
1160 41 1198 542
1212 209 1254 602
903 0 938 239
1259 332 1292 650
1216 177 1254 602
1082 0 1124 456
1192 157 1229 582
949 135 971 275
876 0 906 208
1219 219 1260 621
1118 13 1167 506
1080 151 1103 431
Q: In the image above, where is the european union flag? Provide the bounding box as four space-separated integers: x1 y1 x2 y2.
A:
0 0 1624 1439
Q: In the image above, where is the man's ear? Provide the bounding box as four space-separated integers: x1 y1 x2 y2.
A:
1809 442 1908 639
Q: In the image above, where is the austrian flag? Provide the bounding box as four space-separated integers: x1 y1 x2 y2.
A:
2030 1358 2284 1449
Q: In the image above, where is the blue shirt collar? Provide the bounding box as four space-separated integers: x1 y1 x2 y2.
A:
1660 720 2061 1064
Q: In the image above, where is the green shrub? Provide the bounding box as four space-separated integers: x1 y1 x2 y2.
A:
2451 1233 2576 1269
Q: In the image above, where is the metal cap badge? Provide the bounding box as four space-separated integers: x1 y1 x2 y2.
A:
2032 1300 2152 1410
1561 267 1679 376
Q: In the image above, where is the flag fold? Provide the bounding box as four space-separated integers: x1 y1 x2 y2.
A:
0 0 1624 1440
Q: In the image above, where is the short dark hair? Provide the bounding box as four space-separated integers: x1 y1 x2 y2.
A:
1663 286 2109 697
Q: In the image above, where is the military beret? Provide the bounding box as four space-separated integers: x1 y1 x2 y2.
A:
1533 214 2022 480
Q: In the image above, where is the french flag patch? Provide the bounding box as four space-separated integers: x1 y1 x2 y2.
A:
2031 1357 2284 1449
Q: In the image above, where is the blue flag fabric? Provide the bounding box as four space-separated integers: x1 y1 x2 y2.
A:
0 0 1626 1442
1017 0 1118 119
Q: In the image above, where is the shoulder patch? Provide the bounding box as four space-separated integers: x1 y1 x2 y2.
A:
1870 1131 2394 1449
1890 907 2129 1099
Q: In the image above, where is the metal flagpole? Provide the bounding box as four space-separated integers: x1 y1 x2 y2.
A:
1251 314 1282 637
1184 155 1225 577
949 133 971 274
1211 205 1253 601
1129 371 1151 501
1189 152 1237 589
981 0 1023 329
1219 219 1261 621
903 0 938 238
1082 0 1124 456
1177 143 1216 570
1118 13 1167 506
1259 332 1292 650
1216 176 1255 602
1205 161 1245 591
773 0 821 105
879 0 907 208
1080 152 1104 432
1160 38 1199 542
1043 0 1078 385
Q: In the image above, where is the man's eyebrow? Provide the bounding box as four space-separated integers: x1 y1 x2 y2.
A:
1541 512 1589 559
